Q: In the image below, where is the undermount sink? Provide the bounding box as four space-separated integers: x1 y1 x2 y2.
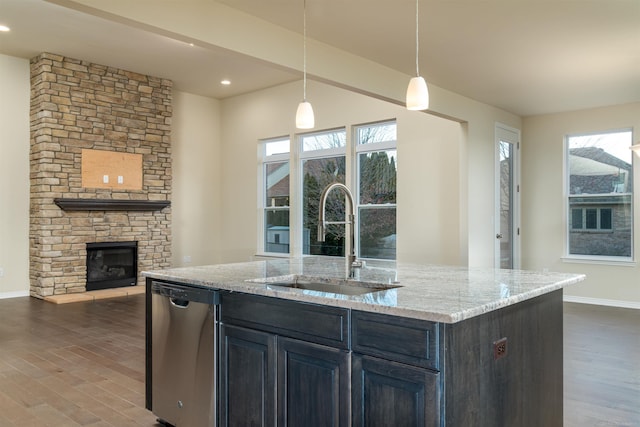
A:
247 275 402 296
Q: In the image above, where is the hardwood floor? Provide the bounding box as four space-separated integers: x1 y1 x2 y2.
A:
0 295 638 426
564 303 640 427
0 294 160 427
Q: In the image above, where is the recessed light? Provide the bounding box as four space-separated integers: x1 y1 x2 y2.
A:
0 25 10 32
220 80 231 86
189 43 194 47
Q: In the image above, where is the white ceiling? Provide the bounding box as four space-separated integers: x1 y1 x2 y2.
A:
1 0 638 117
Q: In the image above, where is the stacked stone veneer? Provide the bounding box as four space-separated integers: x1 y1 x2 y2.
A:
29 53 172 298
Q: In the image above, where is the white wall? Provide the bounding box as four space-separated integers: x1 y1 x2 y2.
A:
171 91 223 267
219 80 465 265
0 54 30 298
522 103 640 306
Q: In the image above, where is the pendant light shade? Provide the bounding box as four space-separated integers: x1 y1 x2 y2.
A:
406 0 429 111
406 76 429 110
296 0 315 129
296 101 315 129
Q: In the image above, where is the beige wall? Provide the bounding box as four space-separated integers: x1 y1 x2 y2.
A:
2 48 638 305
218 80 464 265
522 103 640 306
0 54 30 297
67 0 522 267
9 0 637 304
171 91 223 267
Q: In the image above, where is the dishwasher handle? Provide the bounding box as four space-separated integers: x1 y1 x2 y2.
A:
151 280 219 305
170 298 190 308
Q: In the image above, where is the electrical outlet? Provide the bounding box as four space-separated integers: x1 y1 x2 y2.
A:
103 175 109 184
183 255 192 264
493 337 507 360
0 267 4 277
117 176 124 184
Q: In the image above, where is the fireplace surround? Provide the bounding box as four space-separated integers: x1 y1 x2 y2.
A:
86 241 138 291
29 53 173 298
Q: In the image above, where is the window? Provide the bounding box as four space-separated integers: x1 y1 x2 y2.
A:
566 130 633 258
356 121 397 259
259 120 397 260
571 208 612 231
262 137 290 254
301 129 347 256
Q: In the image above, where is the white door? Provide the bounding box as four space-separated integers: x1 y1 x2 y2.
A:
495 124 521 269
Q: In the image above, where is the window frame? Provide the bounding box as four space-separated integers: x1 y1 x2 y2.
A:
257 120 398 260
570 207 613 232
354 120 398 260
564 128 634 263
258 136 291 256
299 128 348 257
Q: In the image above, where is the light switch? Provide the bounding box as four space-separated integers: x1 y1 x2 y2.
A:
103 175 109 184
118 176 124 184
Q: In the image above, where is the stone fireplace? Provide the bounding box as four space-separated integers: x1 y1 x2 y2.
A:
29 53 172 298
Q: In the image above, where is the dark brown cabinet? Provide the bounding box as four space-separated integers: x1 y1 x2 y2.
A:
351 310 441 427
219 292 352 427
219 324 276 427
148 282 563 427
218 325 351 427
352 354 440 427
277 337 350 427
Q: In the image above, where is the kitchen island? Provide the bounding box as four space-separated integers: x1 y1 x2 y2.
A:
144 257 584 427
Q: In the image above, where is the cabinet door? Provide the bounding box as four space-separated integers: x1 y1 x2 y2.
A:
277 336 350 427
352 354 440 427
220 324 276 427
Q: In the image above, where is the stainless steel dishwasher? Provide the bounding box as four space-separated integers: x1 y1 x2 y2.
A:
151 280 218 427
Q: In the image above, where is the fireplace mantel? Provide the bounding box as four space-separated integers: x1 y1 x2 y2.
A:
54 198 170 211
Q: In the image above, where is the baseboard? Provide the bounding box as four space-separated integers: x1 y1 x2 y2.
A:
0 290 30 299
563 295 640 310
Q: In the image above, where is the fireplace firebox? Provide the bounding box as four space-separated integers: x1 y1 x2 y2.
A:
86 241 138 291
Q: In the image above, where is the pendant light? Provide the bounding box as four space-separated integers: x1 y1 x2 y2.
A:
296 0 315 129
631 144 640 153
406 0 429 110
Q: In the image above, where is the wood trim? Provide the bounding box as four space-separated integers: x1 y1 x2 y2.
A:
54 198 170 211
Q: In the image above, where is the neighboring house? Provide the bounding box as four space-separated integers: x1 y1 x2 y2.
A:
265 225 290 253
266 162 290 207
265 162 290 253
568 147 633 257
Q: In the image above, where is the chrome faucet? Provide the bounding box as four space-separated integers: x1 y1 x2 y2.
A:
317 182 364 278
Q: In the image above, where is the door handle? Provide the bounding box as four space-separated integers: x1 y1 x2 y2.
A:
496 233 503 239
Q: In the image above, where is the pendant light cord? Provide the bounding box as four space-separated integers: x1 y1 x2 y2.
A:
303 0 308 101
415 0 420 77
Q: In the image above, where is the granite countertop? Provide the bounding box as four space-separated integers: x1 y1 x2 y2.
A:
143 257 585 323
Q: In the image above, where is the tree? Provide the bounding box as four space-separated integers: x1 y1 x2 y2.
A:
358 151 397 259
303 157 346 255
